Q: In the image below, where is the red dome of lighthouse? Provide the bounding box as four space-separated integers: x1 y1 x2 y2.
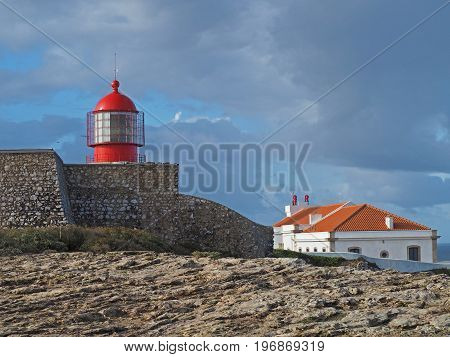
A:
93 80 137 112
87 77 145 163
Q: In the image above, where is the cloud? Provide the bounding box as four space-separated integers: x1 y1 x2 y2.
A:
0 115 81 147
0 115 89 164
146 116 254 147
170 111 182 123
0 0 447 171
0 0 449 240
429 172 450 183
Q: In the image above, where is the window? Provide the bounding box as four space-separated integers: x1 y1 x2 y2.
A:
380 250 389 259
278 243 284 249
348 247 361 254
322 248 326 252
306 247 310 252
313 247 318 252
408 246 420 261
299 248 302 253
90 111 144 146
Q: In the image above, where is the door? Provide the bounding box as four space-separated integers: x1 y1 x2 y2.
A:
408 246 420 261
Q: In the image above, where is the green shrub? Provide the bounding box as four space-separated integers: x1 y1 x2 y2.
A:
0 227 68 254
0 226 170 255
192 251 223 259
272 249 302 259
428 268 450 276
78 227 170 253
272 249 346 267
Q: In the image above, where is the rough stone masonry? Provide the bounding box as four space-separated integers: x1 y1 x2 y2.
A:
0 150 273 258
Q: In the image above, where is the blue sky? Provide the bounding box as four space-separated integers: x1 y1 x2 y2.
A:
0 0 449 242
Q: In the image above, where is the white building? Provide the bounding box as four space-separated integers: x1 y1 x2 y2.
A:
273 201 439 263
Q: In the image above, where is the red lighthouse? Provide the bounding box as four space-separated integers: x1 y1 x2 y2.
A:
87 79 145 163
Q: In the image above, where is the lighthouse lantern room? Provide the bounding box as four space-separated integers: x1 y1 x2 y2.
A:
87 79 145 163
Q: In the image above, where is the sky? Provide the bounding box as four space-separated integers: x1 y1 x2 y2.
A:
0 0 449 242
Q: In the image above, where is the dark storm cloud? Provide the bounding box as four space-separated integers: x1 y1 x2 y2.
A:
146 117 255 146
0 0 449 236
0 115 82 148
0 0 448 173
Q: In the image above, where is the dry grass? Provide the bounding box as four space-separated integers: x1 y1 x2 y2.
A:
0 226 174 255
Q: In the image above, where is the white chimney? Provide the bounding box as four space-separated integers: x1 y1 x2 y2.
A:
285 205 301 217
385 216 394 230
309 213 322 225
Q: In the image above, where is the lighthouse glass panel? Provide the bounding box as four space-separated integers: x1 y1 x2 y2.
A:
87 111 144 146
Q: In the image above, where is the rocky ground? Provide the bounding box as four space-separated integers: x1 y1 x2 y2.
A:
0 252 448 336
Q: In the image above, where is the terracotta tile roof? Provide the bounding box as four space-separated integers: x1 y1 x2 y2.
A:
304 204 430 232
273 202 348 227
302 204 363 232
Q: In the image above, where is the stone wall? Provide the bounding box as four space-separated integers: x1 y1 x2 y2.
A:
0 150 273 257
0 150 73 227
63 162 178 227
138 193 273 258
63 163 272 257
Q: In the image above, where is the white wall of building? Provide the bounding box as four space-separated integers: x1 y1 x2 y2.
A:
274 230 332 253
273 228 438 262
334 238 433 262
333 230 437 262
273 226 293 250
293 232 331 253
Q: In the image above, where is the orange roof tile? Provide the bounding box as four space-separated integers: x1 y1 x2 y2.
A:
303 204 364 232
273 202 347 227
304 204 430 232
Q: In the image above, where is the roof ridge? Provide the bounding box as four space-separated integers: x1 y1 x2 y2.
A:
291 205 317 217
274 201 360 228
364 204 430 230
283 202 342 220
305 201 352 228
304 201 359 232
272 205 316 227
331 204 367 231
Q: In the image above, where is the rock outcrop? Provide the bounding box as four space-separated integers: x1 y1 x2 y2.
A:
0 252 448 336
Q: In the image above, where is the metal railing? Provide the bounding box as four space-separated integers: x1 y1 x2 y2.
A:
86 111 145 147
